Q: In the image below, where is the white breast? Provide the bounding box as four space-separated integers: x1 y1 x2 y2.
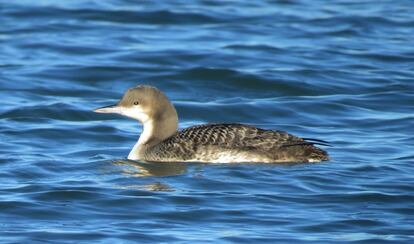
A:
185 148 274 163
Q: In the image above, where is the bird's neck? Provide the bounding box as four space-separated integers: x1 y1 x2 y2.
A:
138 117 178 146
128 109 178 160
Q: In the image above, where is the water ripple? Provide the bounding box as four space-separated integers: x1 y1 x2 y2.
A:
1 0 414 243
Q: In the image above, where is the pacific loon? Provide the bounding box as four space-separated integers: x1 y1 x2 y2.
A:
94 85 329 163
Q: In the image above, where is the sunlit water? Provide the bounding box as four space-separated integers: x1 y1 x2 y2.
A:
1 0 414 243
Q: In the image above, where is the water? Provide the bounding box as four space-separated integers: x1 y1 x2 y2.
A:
1 0 414 243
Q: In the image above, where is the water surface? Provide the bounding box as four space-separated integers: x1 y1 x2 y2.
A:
1 0 414 243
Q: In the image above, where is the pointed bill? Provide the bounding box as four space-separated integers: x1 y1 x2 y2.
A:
93 104 122 114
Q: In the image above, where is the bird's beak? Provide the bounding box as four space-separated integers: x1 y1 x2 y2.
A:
93 104 122 114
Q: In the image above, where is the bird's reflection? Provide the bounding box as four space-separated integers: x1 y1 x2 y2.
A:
115 182 175 192
112 159 188 177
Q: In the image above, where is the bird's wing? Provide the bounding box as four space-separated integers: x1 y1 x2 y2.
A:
173 123 306 149
148 123 328 162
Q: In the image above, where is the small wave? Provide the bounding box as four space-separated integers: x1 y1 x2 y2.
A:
4 7 225 25
222 44 285 54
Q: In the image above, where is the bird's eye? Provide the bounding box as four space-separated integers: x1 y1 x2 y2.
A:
134 101 139 105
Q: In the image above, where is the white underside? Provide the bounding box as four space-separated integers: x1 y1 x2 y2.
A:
128 140 322 164
184 156 267 164
184 155 320 164
129 150 320 164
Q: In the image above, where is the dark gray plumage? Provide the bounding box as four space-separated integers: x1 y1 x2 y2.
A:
144 123 329 163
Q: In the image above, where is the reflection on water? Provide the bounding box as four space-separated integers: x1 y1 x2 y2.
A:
2 0 414 242
117 182 175 192
111 160 188 191
113 159 188 177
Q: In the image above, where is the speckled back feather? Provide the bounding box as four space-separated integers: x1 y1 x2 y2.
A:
144 124 329 163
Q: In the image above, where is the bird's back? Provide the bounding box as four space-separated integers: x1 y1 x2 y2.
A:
142 124 329 163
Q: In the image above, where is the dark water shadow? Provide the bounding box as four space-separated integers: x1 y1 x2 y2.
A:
111 158 328 178
112 159 188 177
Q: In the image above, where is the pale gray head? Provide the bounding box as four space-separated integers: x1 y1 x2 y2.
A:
94 85 179 159
94 85 176 122
94 85 179 146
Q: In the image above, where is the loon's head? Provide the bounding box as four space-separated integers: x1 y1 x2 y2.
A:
94 85 177 125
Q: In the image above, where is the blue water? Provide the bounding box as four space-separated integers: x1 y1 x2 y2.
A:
1 0 414 243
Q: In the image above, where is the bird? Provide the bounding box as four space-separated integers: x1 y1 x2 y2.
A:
94 85 329 163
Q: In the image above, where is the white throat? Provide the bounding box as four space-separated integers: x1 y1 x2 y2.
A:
128 121 153 160
138 120 155 145
128 110 178 161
